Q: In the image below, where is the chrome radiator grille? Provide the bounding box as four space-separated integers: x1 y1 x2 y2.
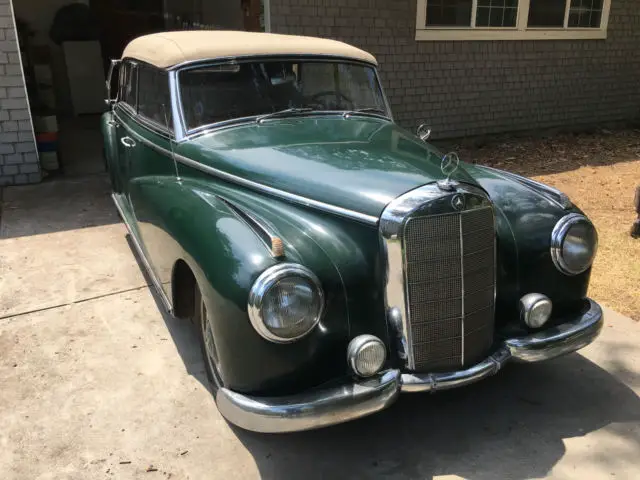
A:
403 207 495 371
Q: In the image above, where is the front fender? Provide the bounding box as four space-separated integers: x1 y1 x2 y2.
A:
129 176 349 395
466 164 591 321
194 182 391 347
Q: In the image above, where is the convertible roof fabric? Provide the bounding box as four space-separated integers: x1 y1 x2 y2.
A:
122 31 377 68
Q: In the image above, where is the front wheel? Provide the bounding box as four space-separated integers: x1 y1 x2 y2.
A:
195 285 224 394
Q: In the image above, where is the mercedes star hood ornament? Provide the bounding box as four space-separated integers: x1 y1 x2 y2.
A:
437 152 460 191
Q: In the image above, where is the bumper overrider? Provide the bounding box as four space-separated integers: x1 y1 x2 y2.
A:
216 299 603 433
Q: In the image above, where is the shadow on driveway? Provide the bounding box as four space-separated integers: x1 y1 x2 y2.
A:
233 349 640 479
126 234 211 392
127 232 640 480
0 174 118 239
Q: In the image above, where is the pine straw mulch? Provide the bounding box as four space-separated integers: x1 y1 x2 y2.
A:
450 128 640 321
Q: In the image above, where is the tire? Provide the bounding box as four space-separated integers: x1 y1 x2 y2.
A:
194 284 224 395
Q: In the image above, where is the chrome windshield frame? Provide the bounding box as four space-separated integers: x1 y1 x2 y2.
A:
170 55 391 142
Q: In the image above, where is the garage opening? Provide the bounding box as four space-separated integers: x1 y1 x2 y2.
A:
13 0 269 177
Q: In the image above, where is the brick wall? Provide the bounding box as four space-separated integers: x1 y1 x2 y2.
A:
0 0 39 186
270 0 640 139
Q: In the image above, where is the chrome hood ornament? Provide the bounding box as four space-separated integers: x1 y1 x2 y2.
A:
437 152 460 191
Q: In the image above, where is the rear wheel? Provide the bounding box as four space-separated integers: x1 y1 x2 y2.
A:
194 285 223 394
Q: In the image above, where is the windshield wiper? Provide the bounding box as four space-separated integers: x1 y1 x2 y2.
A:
342 108 389 119
256 107 314 124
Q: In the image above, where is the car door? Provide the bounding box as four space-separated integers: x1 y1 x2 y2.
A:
125 64 180 296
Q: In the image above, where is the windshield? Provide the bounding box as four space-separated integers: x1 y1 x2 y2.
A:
178 60 388 131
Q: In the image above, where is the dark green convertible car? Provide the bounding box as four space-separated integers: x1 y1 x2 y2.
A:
102 31 602 433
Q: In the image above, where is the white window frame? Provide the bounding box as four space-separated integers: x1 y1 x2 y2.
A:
416 0 612 41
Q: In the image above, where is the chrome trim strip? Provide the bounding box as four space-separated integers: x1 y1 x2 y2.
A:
379 183 492 370
112 111 378 225
215 196 280 254
176 155 380 225
118 102 137 119
168 70 185 140
113 112 170 158
215 369 401 433
169 69 188 141
180 112 392 143
185 116 390 144
115 104 172 140
111 193 173 314
215 299 602 432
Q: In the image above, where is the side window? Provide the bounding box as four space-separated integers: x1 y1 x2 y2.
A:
119 61 138 111
138 65 172 130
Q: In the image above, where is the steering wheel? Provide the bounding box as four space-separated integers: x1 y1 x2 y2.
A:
310 91 355 110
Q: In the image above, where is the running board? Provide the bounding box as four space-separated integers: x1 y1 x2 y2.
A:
112 193 173 314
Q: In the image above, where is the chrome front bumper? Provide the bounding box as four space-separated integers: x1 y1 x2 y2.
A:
216 299 603 433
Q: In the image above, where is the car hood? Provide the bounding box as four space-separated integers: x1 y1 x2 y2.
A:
181 116 479 220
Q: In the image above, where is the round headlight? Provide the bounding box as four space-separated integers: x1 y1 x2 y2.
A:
248 264 324 343
551 214 598 275
347 335 387 377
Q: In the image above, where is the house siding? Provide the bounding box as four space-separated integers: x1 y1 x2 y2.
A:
0 0 39 186
270 0 640 139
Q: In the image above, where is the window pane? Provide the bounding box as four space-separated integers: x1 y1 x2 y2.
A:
475 5 517 27
528 0 566 27
138 66 172 129
476 7 490 25
179 61 387 131
121 63 137 109
568 0 603 28
503 7 518 26
426 0 472 26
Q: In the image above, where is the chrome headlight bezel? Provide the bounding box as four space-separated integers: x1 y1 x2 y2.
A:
248 263 324 344
551 213 598 276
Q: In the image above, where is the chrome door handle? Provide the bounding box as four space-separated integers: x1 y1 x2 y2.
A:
120 136 136 148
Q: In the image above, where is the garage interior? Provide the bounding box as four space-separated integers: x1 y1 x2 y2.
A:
13 0 267 178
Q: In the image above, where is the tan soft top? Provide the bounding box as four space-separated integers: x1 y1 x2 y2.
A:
122 31 377 68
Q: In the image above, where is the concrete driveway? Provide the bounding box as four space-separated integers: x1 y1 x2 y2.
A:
1 174 639 480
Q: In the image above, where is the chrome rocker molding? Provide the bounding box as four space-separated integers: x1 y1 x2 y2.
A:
216 299 603 433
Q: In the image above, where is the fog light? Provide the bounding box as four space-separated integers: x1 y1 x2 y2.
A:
347 335 386 377
519 293 553 328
